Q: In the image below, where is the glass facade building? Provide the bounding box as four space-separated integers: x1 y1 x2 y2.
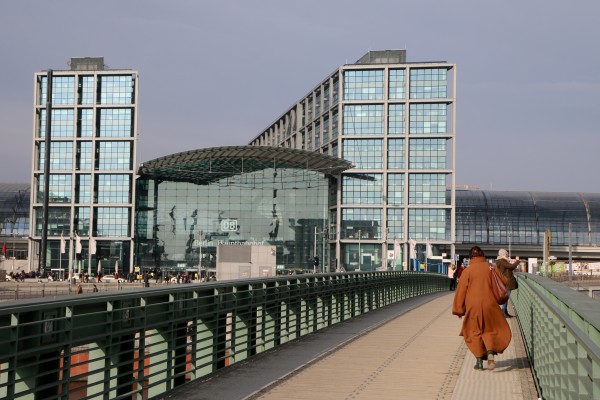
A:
29 57 138 275
134 147 352 274
0 183 30 261
454 188 600 260
249 50 457 271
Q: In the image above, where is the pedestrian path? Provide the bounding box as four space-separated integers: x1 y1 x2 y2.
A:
161 292 539 400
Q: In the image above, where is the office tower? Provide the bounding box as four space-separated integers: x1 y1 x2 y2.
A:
249 50 456 271
29 57 138 277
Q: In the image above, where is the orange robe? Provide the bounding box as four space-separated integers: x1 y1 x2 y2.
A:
452 256 512 359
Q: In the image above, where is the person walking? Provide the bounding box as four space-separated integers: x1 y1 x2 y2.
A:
496 248 519 318
448 264 457 291
452 246 511 370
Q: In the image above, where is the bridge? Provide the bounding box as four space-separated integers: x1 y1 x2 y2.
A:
0 272 597 399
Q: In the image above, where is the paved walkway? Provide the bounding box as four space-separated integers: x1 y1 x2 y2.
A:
161 292 539 400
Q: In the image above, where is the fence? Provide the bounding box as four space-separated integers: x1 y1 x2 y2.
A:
0 271 447 399
513 273 600 400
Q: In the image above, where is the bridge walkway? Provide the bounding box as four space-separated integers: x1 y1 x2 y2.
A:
162 292 539 400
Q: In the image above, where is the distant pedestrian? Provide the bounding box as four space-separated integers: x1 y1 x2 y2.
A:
452 246 512 370
76 284 83 295
143 271 150 287
92 284 98 293
448 264 457 291
496 249 519 318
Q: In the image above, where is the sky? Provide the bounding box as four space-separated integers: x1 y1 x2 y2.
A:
0 0 599 192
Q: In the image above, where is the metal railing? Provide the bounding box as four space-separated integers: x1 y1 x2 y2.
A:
0 271 447 399
513 273 600 400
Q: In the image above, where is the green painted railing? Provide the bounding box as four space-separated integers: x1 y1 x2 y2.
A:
0 271 446 399
513 273 600 400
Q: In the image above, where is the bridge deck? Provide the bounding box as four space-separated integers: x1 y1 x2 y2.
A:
162 292 539 400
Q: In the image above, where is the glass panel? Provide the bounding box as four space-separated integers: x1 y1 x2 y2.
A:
408 174 447 205
388 104 405 134
387 174 404 205
341 208 382 239
94 207 130 237
409 104 447 134
35 206 70 236
343 70 384 100
96 174 131 203
387 139 405 169
39 109 75 138
38 142 73 171
342 174 382 204
78 109 93 137
343 104 384 135
76 142 93 171
408 208 449 240
37 174 72 203
342 139 383 169
389 69 406 99
76 174 91 203
98 75 134 104
409 139 447 169
410 68 447 99
96 142 132 171
78 76 94 105
387 209 404 240
98 108 133 137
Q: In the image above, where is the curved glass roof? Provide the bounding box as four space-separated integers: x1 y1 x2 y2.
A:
455 189 600 246
138 146 354 185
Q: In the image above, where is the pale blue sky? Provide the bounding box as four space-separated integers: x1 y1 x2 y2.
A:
1 0 598 192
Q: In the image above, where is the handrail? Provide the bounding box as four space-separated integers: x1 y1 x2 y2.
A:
513 273 600 400
0 271 447 399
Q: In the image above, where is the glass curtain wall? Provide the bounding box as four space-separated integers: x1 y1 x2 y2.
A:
135 168 329 275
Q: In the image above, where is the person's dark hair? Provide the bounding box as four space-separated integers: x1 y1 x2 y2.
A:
469 246 485 258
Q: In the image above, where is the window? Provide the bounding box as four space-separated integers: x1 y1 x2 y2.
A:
76 174 91 203
343 139 383 169
409 104 447 134
78 76 94 105
37 174 72 203
38 142 73 171
343 104 384 135
409 139 447 169
343 70 384 100
96 174 131 203
94 207 130 237
388 104 405 134
77 142 93 171
387 209 404 240
387 174 404 205
98 75 134 104
39 109 74 138
78 109 93 137
96 142 132 171
389 69 406 99
387 139 405 169
341 208 382 239
408 208 448 240
342 174 382 204
97 108 133 137
410 68 447 99
408 174 447 205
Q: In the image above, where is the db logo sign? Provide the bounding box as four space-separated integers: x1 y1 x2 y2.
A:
221 219 238 232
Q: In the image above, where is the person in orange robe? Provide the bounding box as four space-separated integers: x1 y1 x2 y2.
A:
452 246 512 370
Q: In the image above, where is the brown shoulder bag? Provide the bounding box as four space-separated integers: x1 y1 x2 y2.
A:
489 265 509 304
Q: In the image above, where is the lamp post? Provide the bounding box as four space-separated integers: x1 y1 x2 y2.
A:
358 229 361 271
11 232 15 273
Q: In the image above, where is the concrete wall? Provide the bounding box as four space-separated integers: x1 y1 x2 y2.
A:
216 244 276 280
